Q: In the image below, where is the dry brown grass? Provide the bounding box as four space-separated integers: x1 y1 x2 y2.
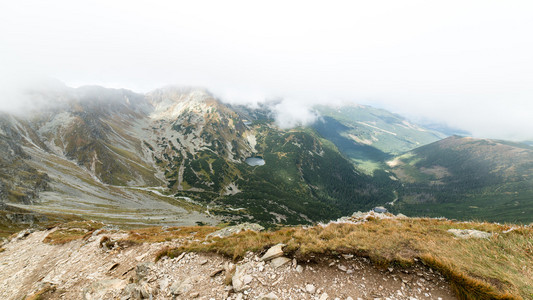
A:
120 225 219 244
157 218 532 300
43 221 104 245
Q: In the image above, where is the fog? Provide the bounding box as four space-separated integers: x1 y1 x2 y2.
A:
1 1 533 140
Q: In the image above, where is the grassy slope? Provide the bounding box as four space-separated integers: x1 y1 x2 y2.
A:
314 105 445 156
154 217 532 300
390 136 533 224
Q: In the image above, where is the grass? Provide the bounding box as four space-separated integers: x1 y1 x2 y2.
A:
155 218 532 300
43 220 104 245
119 225 219 244
0 206 84 238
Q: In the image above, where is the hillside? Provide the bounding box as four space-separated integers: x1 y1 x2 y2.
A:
388 136 533 223
1 213 531 299
0 86 394 228
313 104 446 172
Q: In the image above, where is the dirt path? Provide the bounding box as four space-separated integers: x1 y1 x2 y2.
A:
0 229 456 299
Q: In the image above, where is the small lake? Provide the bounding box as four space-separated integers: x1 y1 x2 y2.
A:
245 157 265 166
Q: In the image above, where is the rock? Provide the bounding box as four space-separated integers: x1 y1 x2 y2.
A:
170 278 193 295
190 292 200 298
260 244 285 261
158 277 169 291
210 267 224 277
13 228 34 241
305 284 316 294
82 279 126 300
319 292 329 300
198 258 208 265
259 292 279 299
296 265 304 273
243 274 253 285
207 223 264 238
338 265 347 272
121 283 150 300
448 229 492 239
232 264 251 292
270 257 291 268
135 262 154 282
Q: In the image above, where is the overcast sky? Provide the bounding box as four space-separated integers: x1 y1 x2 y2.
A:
1 0 532 140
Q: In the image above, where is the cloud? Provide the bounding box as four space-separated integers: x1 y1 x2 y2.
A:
1 1 532 140
0 74 69 115
271 100 319 129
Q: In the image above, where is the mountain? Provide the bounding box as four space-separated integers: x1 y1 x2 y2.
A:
0 86 394 228
313 104 447 172
2 85 531 227
387 136 533 223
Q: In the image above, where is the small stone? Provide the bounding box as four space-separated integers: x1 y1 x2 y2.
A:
199 258 208 265
210 268 224 277
319 292 329 300
190 292 200 298
296 265 304 273
259 292 279 300
135 262 154 281
261 244 285 261
243 274 253 285
338 265 347 272
305 284 316 294
170 279 193 295
270 257 291 268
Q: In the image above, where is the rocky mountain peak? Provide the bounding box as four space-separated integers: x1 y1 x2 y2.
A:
147 87 219 120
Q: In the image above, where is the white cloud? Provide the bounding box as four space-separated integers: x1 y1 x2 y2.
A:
1 0 532 139
271 100 319 129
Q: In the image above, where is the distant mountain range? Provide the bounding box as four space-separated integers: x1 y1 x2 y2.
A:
0 85 531 228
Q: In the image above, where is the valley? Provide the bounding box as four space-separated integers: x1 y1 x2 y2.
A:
0 85 532 235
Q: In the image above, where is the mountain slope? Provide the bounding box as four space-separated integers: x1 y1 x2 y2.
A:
313 104 447 172
388 136 533 222
0 86 394 227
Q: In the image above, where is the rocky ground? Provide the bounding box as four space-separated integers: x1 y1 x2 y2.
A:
0 226 457 300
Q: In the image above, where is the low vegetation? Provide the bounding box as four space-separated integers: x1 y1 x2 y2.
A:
43 220 104 245
120 225 219 244
155 217 532 300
